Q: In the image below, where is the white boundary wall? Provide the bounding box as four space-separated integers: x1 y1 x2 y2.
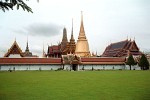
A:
79 64 126 70
0 64 62 71
0 64 141 71
125 65 141 70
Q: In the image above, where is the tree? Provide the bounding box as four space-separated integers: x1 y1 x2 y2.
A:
0 0 39 13
92 66 94 71
138 54 149 70
126 54 136 70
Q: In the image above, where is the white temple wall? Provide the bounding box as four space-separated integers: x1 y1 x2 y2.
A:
79 64 126 70
0 64 62 71
0 64 142 71
125 65 141 70
64 64 71 70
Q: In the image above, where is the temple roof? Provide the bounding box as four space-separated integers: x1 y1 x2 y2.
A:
81 57 125 65
0 57 125 65
48 45 61 54
4 40 24 57
109 40 128 49
102 39 142 57
0 58 61 65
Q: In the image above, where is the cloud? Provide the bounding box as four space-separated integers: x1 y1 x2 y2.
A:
13 22 63 37
26 22 63 37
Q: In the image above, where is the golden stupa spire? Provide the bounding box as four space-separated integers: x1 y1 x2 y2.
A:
75 12 90 57
78 11 86 40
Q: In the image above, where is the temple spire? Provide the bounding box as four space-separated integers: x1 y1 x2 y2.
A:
78 11 86 39
62 27 68 42
75 12 90 57
25 37 29 52
70 18 75 41
61 27 68 52
67 19 76 54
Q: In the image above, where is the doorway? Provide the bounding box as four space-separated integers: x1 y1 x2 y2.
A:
72 64 78 71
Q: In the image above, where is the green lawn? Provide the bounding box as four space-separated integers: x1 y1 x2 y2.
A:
0 70 150 100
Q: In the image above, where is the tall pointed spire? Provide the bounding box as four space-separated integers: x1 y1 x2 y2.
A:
62 27 68 42
70 18 75 41
67 18 76 54
75 12 90 57
78 11 86 40
61 27 68 52
25 36 29 52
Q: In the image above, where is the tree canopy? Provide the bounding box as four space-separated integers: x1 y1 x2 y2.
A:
126 54 136 70
0 0 38 13
138 54 149 70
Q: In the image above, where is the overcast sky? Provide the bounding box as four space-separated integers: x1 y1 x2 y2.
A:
0 0 150 57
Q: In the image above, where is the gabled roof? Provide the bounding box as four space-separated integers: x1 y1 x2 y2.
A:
4 40 24 57
62 54 81 64
102 39 142 57
129 40 139 51
48 45 61 54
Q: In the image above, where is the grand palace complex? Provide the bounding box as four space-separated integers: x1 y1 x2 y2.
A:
0 12 146 71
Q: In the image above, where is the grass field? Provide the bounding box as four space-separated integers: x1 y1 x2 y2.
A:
0 70 150 100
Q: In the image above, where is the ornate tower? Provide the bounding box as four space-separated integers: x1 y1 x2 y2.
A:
25 38 29 52
75 12 90 57
61 27 68 52
68 19 76 54
23 38 32 57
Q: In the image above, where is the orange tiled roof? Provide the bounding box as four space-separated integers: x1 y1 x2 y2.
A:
48 45 61 54
81 57 125 65
0 58 61 65
0 57 126 65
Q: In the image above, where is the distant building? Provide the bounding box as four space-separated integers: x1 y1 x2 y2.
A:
102 39 142 57
0 55 127 71
47 45 62 58
0 13 144 71
61 27 68 55
4 40 38 58
47 12 90 58
63 19 76 55
47 20 76 58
